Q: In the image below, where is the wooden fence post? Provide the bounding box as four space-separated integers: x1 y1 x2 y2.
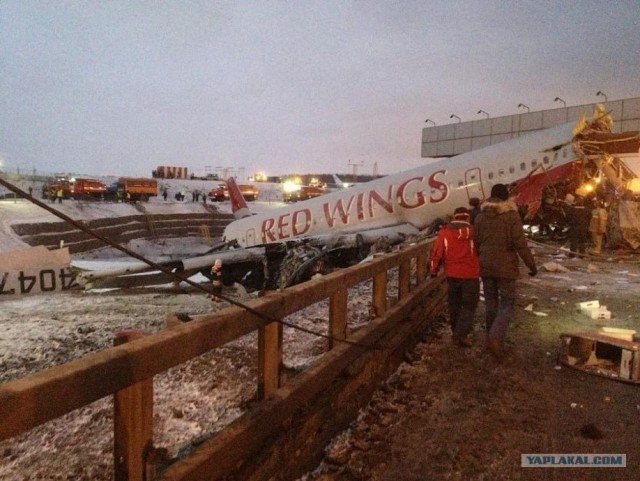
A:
398 259 411 299
113 330 153 481
258 321 283 399
373 270 387 317
416 253 427 283
329 287 348 349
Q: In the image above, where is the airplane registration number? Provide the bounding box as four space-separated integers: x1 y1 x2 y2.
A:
0 268 78 296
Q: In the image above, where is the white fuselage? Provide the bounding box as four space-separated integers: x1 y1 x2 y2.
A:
224 121 578 248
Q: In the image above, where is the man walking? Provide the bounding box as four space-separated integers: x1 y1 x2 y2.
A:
474 184 537 362
429 207 480 347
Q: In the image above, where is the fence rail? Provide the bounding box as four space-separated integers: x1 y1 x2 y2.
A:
0 237 440 480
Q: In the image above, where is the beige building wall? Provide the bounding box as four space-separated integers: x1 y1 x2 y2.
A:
421 97 640 158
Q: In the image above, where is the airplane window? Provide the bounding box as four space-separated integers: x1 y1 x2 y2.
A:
498 169 505 177
488 172 494 179
470 175 476 180
532 160 538 168
458 180 463 187
520 162 526 171
509 166 515 173
543 156 549 164
554 152 558 160
563 149 567 158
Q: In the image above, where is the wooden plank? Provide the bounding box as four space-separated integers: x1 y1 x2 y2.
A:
416 253 427 284
372 270 387 317
113 331 154 481
0 238 435 441
158 279 446 481
258 322 282 399
398 259 411 299
329 287 348 349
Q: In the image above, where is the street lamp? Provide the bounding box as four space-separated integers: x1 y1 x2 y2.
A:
554 97 566 108
450 114 461 123
596 91 608 102
517 103 530 113
477 110 490 118
424 119 436 126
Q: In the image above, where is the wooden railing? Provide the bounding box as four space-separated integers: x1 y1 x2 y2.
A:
0 237 440 480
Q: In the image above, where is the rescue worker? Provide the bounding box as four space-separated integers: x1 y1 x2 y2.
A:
56 188 64 204
210 259 223 301
565 196 591 257
429 207 480 347
589 200 608 255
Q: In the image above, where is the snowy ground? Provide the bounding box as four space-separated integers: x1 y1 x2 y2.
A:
0 191 378 480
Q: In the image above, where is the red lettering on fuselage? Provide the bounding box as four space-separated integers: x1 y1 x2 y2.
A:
428 170 447 203
397 177 427 209
323 195 356 228
277 213 291 239
291 209 311 236
368 186 394 217
261 217 277 243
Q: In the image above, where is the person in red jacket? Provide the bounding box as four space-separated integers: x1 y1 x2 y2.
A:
429 207 480 347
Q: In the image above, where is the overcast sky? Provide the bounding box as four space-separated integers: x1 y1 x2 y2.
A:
1 1 639 179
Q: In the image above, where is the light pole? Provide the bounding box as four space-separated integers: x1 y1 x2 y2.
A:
554 97 566 108
517 103 530 113
424 119 436 127
477 110 490 118
596 91 608 102
450 114 461 123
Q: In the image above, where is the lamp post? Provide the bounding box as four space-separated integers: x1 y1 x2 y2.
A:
554 97 566 108
596 91 608 102
424 119 436 127
477 110 490 118
517 103 530 113
450 114 461 123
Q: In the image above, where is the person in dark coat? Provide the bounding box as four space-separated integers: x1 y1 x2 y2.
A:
429 207 480 347
468 197 481 225
474 184 537 362
565 196 591 257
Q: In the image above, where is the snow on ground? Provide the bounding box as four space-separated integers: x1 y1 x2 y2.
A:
0 189 378 480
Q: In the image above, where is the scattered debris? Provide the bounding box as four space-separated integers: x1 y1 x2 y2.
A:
541 261 570 273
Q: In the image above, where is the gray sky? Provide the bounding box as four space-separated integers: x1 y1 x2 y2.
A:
1 1 639 179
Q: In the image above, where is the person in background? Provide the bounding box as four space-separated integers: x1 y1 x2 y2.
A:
589 200 608 255
56 188 64 204
468 197 481 225
565 195 591 258
429 207 480 347
474 184 537 362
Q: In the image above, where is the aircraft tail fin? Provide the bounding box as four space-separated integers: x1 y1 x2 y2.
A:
226 177 253 219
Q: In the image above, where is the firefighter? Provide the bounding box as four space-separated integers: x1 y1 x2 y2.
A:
589 200 608 255
210 259 223 301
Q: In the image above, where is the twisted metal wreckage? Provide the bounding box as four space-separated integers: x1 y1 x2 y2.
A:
1 105 639 297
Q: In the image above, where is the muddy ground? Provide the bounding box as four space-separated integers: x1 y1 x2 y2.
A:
302 248 640 481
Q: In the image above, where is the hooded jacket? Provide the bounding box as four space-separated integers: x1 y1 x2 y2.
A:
429 218 479 279
474 197 536 279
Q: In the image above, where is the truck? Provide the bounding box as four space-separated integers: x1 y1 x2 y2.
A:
208 182 259 202
69 178 107 200
42 176 71 201
106 177 158 202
